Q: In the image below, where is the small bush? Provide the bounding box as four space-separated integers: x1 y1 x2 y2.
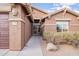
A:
53 32 64 44
73 32 79 40
63 32 75 44
43 32 54 43
72 32 79 47
43 32 49 40
43 32 79 48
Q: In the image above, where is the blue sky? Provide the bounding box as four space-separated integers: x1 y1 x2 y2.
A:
31 3 79 13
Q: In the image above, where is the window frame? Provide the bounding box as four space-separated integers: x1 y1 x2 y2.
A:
56 20 69 32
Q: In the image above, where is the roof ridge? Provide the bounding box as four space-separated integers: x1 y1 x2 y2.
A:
52 7 79 15
42 7 79 19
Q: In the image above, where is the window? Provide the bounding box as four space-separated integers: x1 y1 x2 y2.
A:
56 21 69 32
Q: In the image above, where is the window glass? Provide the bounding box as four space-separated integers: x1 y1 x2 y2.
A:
56 21 69 32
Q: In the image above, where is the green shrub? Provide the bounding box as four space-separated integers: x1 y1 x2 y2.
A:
53 32 67 44
43 32 79 47
72 32 79 48
63 32 74 41
43 32 50 40
73 32 79 40
43 32 54 43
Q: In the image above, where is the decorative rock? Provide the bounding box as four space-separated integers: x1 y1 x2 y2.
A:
46 43 58 51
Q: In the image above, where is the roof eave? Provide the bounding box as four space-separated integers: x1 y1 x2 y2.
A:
15 3 33 23
42 8 79 20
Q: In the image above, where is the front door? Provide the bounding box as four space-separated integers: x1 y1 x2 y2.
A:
32 23 40 35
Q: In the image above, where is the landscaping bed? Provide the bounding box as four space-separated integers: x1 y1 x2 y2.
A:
43 32 79 51
41 40 79 56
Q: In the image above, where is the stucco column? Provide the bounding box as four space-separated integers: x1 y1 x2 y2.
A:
9 18 25 51
9 19 21 50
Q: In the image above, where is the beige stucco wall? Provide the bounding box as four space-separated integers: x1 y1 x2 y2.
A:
9 4 32 50
20 6 32 48
21 22 25 49
44 11 79 32
25 17 32 43
44 18 56 32
9 21 22 50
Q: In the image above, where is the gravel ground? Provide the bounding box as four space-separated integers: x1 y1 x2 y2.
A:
41 40 79 56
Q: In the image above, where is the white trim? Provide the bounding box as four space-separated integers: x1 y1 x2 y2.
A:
9 18 26 23
56 18 71 20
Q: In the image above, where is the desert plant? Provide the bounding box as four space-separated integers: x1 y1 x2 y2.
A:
53 32 66 44
43 32 54 43
63 32 74 45
43 31 79 48
43 32 50 40
73 32 79 40
49 32 54 43
72 32 79 48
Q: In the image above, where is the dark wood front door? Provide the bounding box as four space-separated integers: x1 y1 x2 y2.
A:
0 13 9 49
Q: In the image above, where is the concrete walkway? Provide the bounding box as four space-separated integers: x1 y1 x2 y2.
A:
19 36 43 56
0 36 43 56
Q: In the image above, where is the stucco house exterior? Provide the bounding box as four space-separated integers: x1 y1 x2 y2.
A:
1 3 79 51
0 3 48 51
0 3 33 50
0 3 48 50
42 8 79 33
